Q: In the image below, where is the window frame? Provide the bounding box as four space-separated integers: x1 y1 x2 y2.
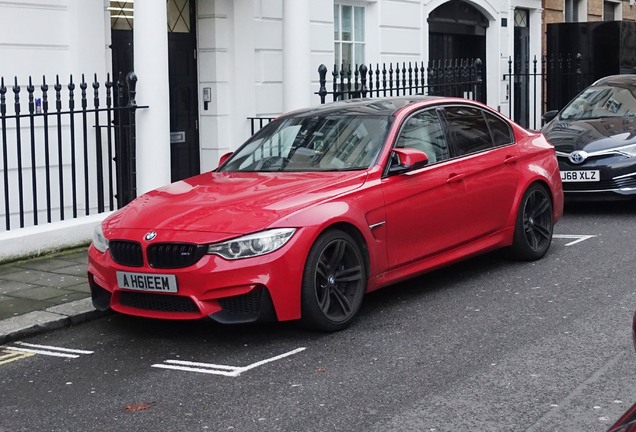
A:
603 0 621 21
334 3 366 69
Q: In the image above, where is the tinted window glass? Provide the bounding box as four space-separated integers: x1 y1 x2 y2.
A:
485 111 514 146
396 109 449 164
443 106 493 156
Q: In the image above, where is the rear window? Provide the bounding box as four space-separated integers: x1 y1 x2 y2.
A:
486 111 514 146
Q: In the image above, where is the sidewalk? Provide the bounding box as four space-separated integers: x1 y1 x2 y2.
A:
0 248 104 344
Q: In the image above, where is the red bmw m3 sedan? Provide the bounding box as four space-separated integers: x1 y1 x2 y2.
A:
88 96 563 331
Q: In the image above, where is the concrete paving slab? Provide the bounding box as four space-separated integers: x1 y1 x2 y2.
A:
45 291 92 306
0 298 52 320
0 247 97 343
33 274 86 289
14 258 79 272
0 281 38 295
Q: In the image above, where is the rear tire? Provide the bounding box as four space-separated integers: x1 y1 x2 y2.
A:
300 230 366 331
509 184 554 261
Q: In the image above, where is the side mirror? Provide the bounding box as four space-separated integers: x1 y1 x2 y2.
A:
542 110 559 124
389 148 429 175
218 152 233 168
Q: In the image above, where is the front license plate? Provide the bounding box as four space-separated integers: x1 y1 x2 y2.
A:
116 271 178 293
560 170 600 182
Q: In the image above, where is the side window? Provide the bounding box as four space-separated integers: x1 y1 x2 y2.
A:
442 106 493 156
395 109 449 164
485 111 514 146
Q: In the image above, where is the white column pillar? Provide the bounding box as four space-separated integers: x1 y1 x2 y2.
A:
530 8 543 129
134 0 171 194
283 0 311 111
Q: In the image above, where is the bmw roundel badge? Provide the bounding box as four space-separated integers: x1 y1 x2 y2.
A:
144 231 157 241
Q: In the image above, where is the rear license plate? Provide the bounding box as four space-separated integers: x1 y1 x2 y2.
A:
116 271 178 293
560 170 600 182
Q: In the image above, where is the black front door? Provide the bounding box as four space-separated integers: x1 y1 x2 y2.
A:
110 0 200 185
429 32 485 61
168 0 199 182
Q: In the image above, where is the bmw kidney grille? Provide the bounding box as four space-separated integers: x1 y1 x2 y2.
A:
109 241 206 268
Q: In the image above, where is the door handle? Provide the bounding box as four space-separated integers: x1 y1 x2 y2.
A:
504 155 519 165
446 173 464 184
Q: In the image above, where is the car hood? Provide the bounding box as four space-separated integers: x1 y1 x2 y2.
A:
103 171 368 235
543 117 636 153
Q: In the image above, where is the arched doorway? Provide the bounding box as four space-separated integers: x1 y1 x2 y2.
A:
428 0 488 60
428 0 488 98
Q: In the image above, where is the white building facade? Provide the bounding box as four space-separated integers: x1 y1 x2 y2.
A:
0 0 543 260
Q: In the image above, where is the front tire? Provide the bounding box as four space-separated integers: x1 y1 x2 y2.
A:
300 230 367 331
509 184 554 261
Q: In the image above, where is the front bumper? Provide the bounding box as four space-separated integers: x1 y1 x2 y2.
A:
87 230 312 324
558 156 636 200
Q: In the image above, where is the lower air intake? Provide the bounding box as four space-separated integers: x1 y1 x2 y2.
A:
119 291 199 313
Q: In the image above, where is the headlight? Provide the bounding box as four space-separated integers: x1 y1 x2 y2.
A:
207 228 296 260
93 224 109 253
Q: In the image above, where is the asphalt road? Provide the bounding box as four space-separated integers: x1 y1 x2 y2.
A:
1 201 635 432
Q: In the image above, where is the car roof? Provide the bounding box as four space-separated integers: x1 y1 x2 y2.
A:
279 95 446 118
592 74 636 87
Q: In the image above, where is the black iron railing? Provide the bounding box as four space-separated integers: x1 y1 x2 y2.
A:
503 53 589 130
0 72 144 231
316 59 484 104
247 117 276 135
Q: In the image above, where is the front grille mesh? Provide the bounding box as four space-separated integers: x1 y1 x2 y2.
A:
119 291 199 313
147 243 207 268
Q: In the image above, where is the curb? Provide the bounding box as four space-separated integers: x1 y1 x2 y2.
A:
0 298 105 345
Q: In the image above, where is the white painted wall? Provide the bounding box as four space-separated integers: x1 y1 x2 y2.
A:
197 0 232 173
197 0 335 168
0 0 111 258
0 0 109 83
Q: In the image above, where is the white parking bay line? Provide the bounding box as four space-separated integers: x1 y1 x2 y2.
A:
14 342 94 354
5 342 94 358
553 234 597 246
152 362 241 377
152 347 307 377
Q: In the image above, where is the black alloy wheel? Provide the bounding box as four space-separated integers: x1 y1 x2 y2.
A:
510 183 554 261
301 229 367 331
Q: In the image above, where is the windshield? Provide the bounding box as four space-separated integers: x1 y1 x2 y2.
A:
560 85 636 120
220 114 391 172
